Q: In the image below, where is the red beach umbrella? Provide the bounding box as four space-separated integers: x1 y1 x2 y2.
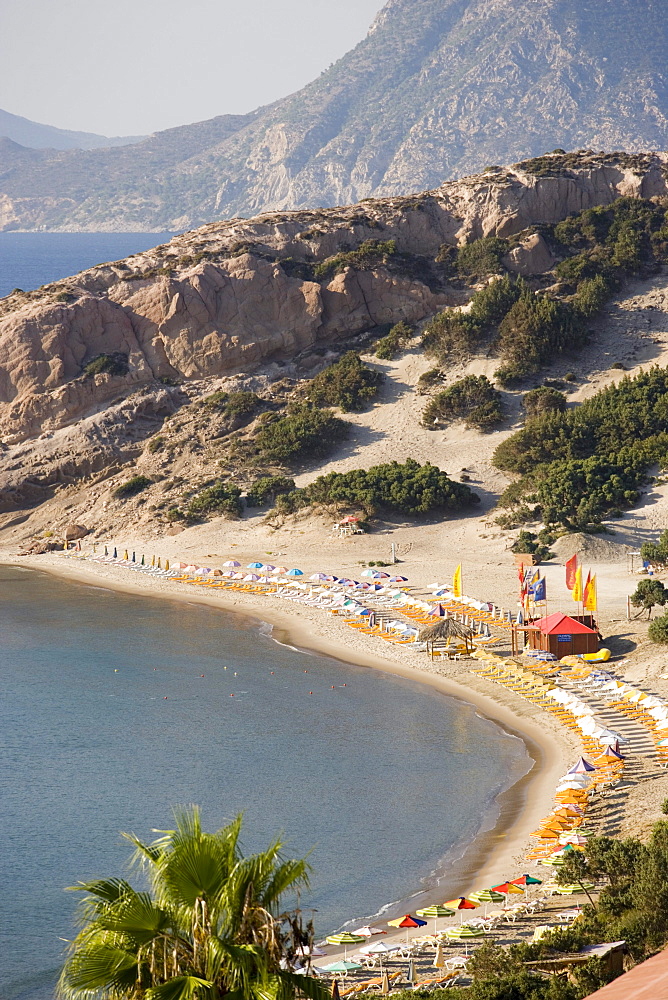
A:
443 897 478 922
387 914 427 928
492 882 524 895
511 875 542 886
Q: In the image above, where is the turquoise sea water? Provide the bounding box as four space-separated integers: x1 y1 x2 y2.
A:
0 232 177 298
0 566 530 1000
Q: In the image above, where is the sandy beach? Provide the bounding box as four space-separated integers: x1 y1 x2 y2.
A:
3 548 583 951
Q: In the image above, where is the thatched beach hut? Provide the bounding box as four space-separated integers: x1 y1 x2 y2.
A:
419 617 475 657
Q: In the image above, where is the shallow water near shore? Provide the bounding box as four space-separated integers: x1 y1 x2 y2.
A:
0 566 530 1000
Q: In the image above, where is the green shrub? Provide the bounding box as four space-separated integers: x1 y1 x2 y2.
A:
375 321 414 360
631 579 668 618
287 458 479 517
492 365 668 528
416 368 444 394
422 311 482 362
469 274 524 324
114 475 152 498
185 481 243 520
498 290 583 378
572 274 609 317
640 531 668 566
203 390 262 420
305 352 383 412
456 237 509 278
224 391 262 419
511 530 554 561
255 405 349 465
245 476 296 507
147 436 165 453
649 613 668 644
314 240 397 280
83 352 129 378
523 386 567 417
422 375 505 429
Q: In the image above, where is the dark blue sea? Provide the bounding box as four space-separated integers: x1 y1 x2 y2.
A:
0 232 177 298
0 566 530 1000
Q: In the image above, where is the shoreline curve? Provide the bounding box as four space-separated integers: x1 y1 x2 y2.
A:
3 553 577 943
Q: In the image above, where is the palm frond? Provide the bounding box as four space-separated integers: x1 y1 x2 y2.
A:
57 943 138 1000
145 975 213 1000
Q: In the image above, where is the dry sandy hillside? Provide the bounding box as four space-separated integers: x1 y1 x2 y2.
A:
5 268 668 642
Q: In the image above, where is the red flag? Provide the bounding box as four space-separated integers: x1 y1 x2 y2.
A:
565 554 578 591
518 563 525 584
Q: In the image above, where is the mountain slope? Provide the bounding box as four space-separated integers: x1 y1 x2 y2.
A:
1 0 668 231
0 108 146 151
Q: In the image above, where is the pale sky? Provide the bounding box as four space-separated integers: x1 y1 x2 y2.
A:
0 0 384 137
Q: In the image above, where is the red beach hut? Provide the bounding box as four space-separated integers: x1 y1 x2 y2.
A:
525 613 599 658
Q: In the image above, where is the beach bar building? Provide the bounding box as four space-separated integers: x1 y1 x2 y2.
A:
524 612 599 658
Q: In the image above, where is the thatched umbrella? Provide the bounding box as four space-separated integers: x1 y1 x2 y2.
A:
419 617 475 655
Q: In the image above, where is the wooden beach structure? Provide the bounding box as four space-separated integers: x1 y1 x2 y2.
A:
419 617 475 658
517 612 599 658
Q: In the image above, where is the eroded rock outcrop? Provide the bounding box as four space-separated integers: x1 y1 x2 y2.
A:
1 151 667 512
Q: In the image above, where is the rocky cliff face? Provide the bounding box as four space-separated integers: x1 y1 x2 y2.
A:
1 0 668 231
0 151 666 512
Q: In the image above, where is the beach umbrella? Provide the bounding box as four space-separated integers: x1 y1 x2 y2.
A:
657 739 668 747
361 569 377 578
322 961 362 973
540 855 567 866
416 905 455 932
262 565 276 573
325 933 365 959
274 566 288 574
406 960 415 986
380 972 390 995
444 897 478 922
444 926 485 946
567 757 596 774
244 574 260 581
247 562 264 569
295 945 327 958
131 551 136 562
287 568 304 577
353 926 386 937
433 942 445 969
469 889 505 915
429 604 448 616
387 914 427 928
331 980 341 1000
310 573 329 581
511 875 542 887
361 942 397 957
113 547 117 559
223 560 241 567
141 554 145 565
559 834 588 847
555 805 585 816
389 576 408 583
491 883 524 896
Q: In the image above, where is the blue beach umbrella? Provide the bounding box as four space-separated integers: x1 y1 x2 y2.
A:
247 562 264 569
287 568 304 577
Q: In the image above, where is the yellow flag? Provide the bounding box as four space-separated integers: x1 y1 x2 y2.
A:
453 563 462 598
584 574 597 612
572 566 583 603
530 568 540 585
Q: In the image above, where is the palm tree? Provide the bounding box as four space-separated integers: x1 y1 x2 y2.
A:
58 806 330 1000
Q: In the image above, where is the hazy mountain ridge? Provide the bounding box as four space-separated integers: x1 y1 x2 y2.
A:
0 108 146 151
1 0 667 230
